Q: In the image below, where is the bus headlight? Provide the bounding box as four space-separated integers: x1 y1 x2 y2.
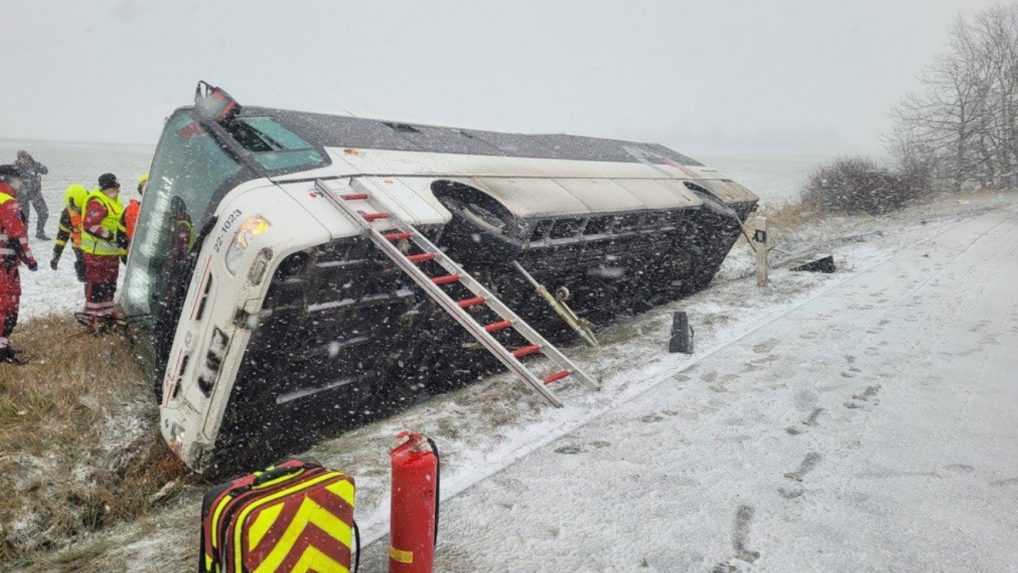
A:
225 215 270 275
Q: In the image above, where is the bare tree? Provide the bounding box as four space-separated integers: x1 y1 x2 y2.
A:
892 4 1018 191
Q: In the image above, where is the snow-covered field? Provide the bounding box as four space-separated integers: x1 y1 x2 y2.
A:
698 150 846 205
0 140 152 318
5 139 1016 571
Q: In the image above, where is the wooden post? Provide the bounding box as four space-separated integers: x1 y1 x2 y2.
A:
754 216 768 287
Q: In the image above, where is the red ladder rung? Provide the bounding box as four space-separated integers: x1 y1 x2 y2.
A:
341 193 369 200
432 274 461 285
407 253 437 264
484 320 512 333
512 344 542 359
362 212 390 222
543 370 571 384
384 231 413 241
457 296 486 309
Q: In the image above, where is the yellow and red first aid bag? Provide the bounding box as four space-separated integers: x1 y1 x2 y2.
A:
199 458 358 573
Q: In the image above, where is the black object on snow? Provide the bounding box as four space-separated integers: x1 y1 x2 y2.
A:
791 255 836 274
669 311 694 354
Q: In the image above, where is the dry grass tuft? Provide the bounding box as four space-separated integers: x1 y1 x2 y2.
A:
755 201 822 230
0 315 186 563
0 316 143 454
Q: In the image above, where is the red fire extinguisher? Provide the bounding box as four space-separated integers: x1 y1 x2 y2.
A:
389 432 439 573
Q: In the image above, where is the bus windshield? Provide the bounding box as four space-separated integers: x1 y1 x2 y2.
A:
224 115 326 171
122 110 246 365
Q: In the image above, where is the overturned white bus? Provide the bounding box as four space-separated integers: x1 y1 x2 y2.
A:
123 83 757 473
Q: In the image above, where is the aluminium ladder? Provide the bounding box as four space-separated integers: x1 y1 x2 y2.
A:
314 177 599 407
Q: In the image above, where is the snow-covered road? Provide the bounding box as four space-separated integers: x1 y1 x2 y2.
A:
356 203 1018 571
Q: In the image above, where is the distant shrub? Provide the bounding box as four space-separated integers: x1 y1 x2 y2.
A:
895 153 936 205
801 156 930 215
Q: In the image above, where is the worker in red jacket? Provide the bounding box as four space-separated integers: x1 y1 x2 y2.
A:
117 173 146 261
80 173 125 332
0 165 39 363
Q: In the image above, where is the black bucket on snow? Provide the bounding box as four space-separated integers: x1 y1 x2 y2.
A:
669 311 694 354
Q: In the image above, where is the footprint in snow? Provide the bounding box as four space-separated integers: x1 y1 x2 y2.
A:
803 407 824 427
713 505 761 572
784 452 823 482
732 505 761 563
943 464 975 474
778 486 804 499
851 385 881 401
554 440 613 455
752 338 780 354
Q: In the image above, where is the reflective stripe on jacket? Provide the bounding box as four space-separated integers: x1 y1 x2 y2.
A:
0 191 13 256
80 190 125 256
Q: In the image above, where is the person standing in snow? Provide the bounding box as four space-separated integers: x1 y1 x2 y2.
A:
13 150 50 240
0 165 39 364
50 183 89 282
118 173 146 260
80 173 125 332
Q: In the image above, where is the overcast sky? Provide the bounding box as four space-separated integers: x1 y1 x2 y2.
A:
1 0 1004 153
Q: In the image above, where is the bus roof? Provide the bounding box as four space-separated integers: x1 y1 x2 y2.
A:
237 105 703 167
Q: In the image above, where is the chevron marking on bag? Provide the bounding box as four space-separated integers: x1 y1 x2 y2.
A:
275 523 352 573
245 479 355 573
246 480 354 557
289 544 349 573
248 500 287 550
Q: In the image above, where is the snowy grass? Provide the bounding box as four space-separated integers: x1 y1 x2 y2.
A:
0 316 186 563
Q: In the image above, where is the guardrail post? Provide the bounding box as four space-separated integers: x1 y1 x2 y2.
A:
754 216 768 287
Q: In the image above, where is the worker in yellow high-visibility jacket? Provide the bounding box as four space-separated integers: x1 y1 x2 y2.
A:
50 183 88 282
80 173 125 332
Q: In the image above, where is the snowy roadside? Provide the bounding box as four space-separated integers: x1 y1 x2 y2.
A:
362 199 1018 571
15 191 1014 572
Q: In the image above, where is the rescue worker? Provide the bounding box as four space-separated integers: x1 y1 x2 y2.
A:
50 183 88 282
118 173 146 260
80 173 125 332
13 151 50 240
169 196 193 257
0 165 39 363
